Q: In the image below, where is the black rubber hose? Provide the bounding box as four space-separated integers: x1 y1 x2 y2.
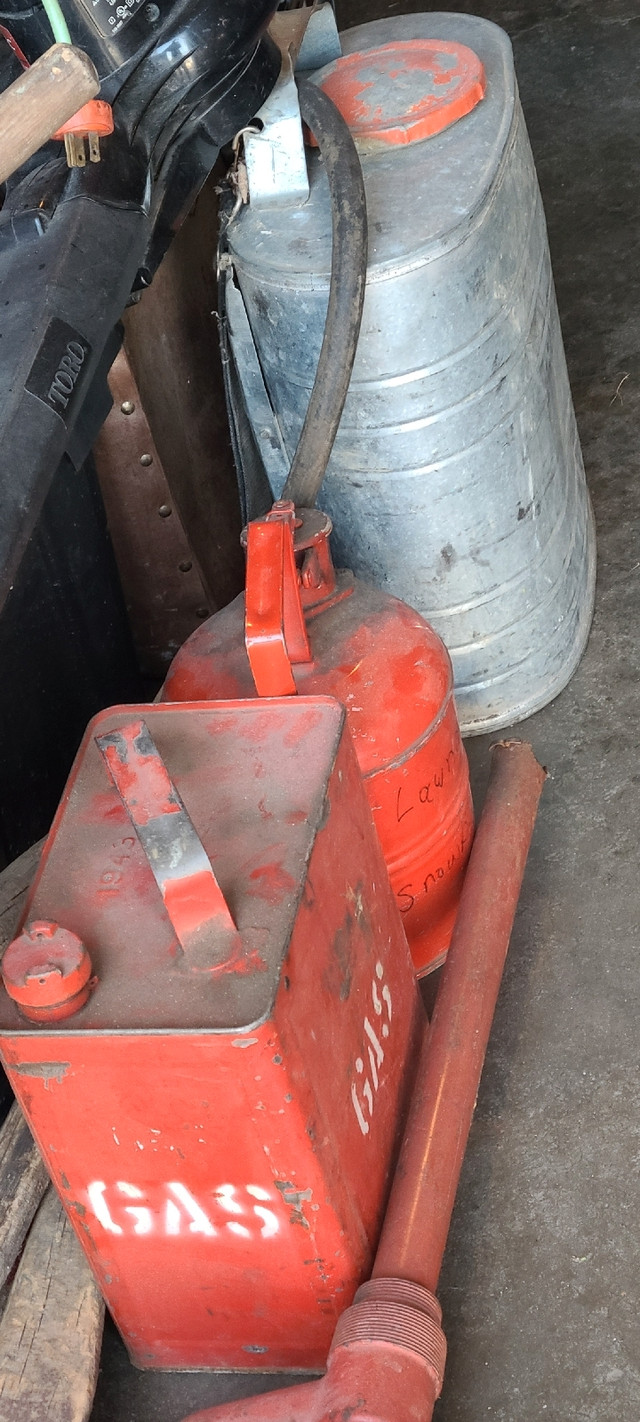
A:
281 77 368 509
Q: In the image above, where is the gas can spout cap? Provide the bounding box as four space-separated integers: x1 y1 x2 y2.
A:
1 920 94 1022
242 502 339 611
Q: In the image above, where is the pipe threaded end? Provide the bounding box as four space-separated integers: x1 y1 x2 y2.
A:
330 1278 446 1397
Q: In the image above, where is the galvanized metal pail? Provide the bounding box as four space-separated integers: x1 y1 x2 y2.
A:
224 11 596 733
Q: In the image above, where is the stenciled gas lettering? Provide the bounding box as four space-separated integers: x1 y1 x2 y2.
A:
86 1180 280 1239
47 340 87 412
351 961 392 1137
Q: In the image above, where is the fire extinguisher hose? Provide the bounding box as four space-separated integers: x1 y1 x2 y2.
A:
281 77 368 509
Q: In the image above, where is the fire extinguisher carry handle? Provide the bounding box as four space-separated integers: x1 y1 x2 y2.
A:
96 719 242 973
245 509 311 698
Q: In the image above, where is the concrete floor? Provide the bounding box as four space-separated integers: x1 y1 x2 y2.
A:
91 1 640 1417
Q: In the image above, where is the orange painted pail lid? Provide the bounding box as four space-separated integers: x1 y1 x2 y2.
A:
318 39 486 146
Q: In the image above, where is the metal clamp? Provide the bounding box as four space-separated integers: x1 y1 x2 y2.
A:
243 2 341 209
269 1 341 74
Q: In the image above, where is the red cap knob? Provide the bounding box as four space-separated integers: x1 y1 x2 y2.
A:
1 920 93 1022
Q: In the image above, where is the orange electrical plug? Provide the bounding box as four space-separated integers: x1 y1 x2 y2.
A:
53 98 113 167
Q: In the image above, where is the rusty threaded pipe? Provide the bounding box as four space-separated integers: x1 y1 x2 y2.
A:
372 738 546 1292
181 738 546 1422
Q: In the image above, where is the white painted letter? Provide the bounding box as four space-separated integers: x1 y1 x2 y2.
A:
88 1181 123 1235
166 1182 216 1235
117 1181 153 1235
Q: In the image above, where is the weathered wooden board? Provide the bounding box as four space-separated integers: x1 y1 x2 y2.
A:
0 841 105 1420
0 1102 49 1294
0 840 49 1293
0 840 43 952
0 1187 104 1420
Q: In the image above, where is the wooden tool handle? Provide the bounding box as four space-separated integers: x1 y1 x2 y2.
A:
0 43 99 186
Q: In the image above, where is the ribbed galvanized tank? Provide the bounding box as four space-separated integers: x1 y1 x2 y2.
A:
225 11 596 733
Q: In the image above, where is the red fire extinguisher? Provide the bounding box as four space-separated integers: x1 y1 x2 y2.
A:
163 502 474 977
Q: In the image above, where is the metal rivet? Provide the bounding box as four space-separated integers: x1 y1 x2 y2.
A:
145 3 160 20
140 453 153 467
179 560 192 573
121 400 135 415
196 606 209 619
158 504 172 518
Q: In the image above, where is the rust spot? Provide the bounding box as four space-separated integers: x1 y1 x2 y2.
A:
275 1180 313 1229
323 902 358 1003
12 1060 70 1084
303 1255 331 1285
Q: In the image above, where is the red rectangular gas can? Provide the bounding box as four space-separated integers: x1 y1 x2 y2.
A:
0 698 422 1371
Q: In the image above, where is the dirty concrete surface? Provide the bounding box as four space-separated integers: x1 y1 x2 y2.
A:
91 1 640 1417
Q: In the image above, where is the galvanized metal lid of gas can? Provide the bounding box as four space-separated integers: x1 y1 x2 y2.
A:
227 13 596 734
230 13 514 285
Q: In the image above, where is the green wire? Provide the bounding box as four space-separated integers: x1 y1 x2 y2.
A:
41 0 72 45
